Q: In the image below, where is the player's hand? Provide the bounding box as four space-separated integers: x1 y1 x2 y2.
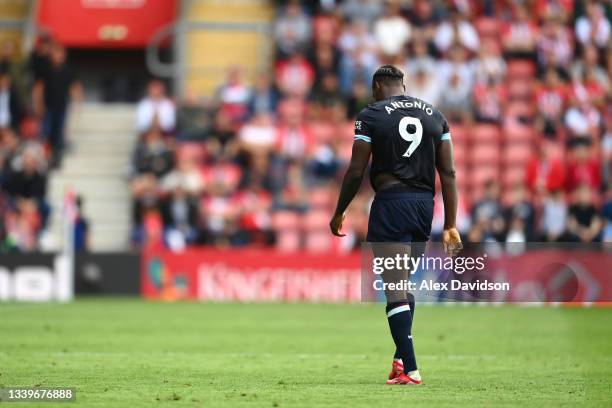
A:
442 227 463 257
329 213 346 237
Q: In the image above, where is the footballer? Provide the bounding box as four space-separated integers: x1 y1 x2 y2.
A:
330 65 463 385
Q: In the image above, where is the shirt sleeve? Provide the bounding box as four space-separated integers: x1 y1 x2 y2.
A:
354 109 373 143
439 113 451 142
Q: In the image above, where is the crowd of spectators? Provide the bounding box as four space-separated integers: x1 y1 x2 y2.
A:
2 2 609 253
0 34 78 252
129 0 612 251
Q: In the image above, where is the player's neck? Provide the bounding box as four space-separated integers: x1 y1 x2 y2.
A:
383 90 405 100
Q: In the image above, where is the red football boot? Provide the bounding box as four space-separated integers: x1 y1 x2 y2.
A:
388 360 404 380
386 371 422 385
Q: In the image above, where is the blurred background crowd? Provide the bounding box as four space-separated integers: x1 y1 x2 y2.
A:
1 0 611 253
0 36 80 252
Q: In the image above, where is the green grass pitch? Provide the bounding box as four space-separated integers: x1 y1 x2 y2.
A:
0 299 610 407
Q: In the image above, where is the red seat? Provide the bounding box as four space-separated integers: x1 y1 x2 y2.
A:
302 210 329 231
309 187 333 209
501 165 526 187
272 211 300 230
500 190 514 206
507 60 536 79
176 142 206 163
504 102 535 121
453 143 467 166
468 186 487 204
504 124 536 144
305 231 333 252
338 139 353 161
449 124 467 143
469 144 501 165
475 17 500 38
276 230 301 252
507 78 534 100
455 166 469 190
310 123 334 143
470 124 502 144
467 165 499 190
273 212 301 252
503 143 533 165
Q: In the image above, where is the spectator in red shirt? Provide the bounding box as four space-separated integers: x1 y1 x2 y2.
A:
565 143 601 192
526 142 566 194
235 181 274 246
275 51 314 98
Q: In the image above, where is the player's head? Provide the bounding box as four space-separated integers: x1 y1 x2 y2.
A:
371 65 405 101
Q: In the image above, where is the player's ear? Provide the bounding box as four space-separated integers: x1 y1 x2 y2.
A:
373 81 383 97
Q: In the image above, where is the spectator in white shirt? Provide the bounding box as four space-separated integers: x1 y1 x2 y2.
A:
473 38 506 85
0 74 11 129
502 4 539 59
374 0 411 57
239 113 276 154
274 0 312 58
439 72 473 123
434 8 479 54
437 46 476 90
575 2 611 49
340 0 383 27
405 39 436 76
537 16 573 75
0 73 22 131
406 68 441 106
541 190 568 242
136 80 175 134
571 44 610 92
564 100 601 141
338 19 378 68
338 19 378 92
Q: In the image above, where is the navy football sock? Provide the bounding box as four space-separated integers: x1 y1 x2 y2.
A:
386 302 417 373
393 300 416 362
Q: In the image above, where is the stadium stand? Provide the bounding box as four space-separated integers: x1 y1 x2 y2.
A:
1 0 611 252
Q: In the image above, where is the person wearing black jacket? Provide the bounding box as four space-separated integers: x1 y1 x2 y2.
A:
35 44 76 167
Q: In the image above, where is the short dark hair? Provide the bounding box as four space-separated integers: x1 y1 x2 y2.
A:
372 65 404 87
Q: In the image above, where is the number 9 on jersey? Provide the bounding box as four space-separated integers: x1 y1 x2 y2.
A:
399 116 423 158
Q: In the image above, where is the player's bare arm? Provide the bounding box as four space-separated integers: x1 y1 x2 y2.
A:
330 140 372 237
436 137 462 257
